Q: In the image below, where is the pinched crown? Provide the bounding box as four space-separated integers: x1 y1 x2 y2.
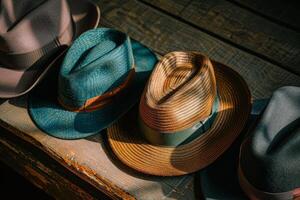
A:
58 29 135 111
140 51 217 133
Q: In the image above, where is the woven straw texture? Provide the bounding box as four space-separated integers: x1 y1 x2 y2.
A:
58 28 135 109
140 52 217 133
107 51 251 176
28 28 157 139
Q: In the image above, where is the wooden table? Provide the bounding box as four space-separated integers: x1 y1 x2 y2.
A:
0 0 300 199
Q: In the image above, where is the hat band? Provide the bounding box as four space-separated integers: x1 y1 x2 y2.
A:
238 164 300 200
58 68 136 112
0 21 74 70
139 95 220 146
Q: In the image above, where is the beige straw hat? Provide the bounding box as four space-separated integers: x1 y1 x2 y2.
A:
107 51 251 176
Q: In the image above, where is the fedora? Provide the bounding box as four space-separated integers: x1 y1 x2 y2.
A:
28 28 158 139
0 0 100 98
198 99 269 200
107 51 251 176
239 86 300 200
199 86 300 200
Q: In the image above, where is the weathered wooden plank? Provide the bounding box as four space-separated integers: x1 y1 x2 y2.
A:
0 161 53 200
96 0 300 99
0 127 106 200
0 96 193 200
231 0 300 31
140 0 190 15
141 0 300 75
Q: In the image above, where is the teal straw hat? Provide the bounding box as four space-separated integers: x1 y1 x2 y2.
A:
28 28 158 139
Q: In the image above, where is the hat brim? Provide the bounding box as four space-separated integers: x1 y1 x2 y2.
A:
28 40 158 139
107 62 252 176
0 0 100 98
199 99 269 199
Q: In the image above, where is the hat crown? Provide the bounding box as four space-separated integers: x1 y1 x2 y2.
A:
140 51 217 133
0 0 73 53
240 86 300 193
58 28 134 109
251 87 300 155
0 0 74 69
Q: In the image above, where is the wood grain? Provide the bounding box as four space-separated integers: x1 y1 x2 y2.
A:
0 96 195 200
140 0 190 15
141 0 300 75
231 0 300 31
97 0 300 99
0 127 105 200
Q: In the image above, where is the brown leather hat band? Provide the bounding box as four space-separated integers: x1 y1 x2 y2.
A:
58 68 136 113
0 21 74 70
238 165 300 200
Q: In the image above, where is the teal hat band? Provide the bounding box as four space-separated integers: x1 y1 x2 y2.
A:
139 95 220 146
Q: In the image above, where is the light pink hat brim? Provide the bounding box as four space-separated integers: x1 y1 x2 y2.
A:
0 0 100 98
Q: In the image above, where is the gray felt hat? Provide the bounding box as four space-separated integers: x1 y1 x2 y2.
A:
199 86 300 200
239 86 300 200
